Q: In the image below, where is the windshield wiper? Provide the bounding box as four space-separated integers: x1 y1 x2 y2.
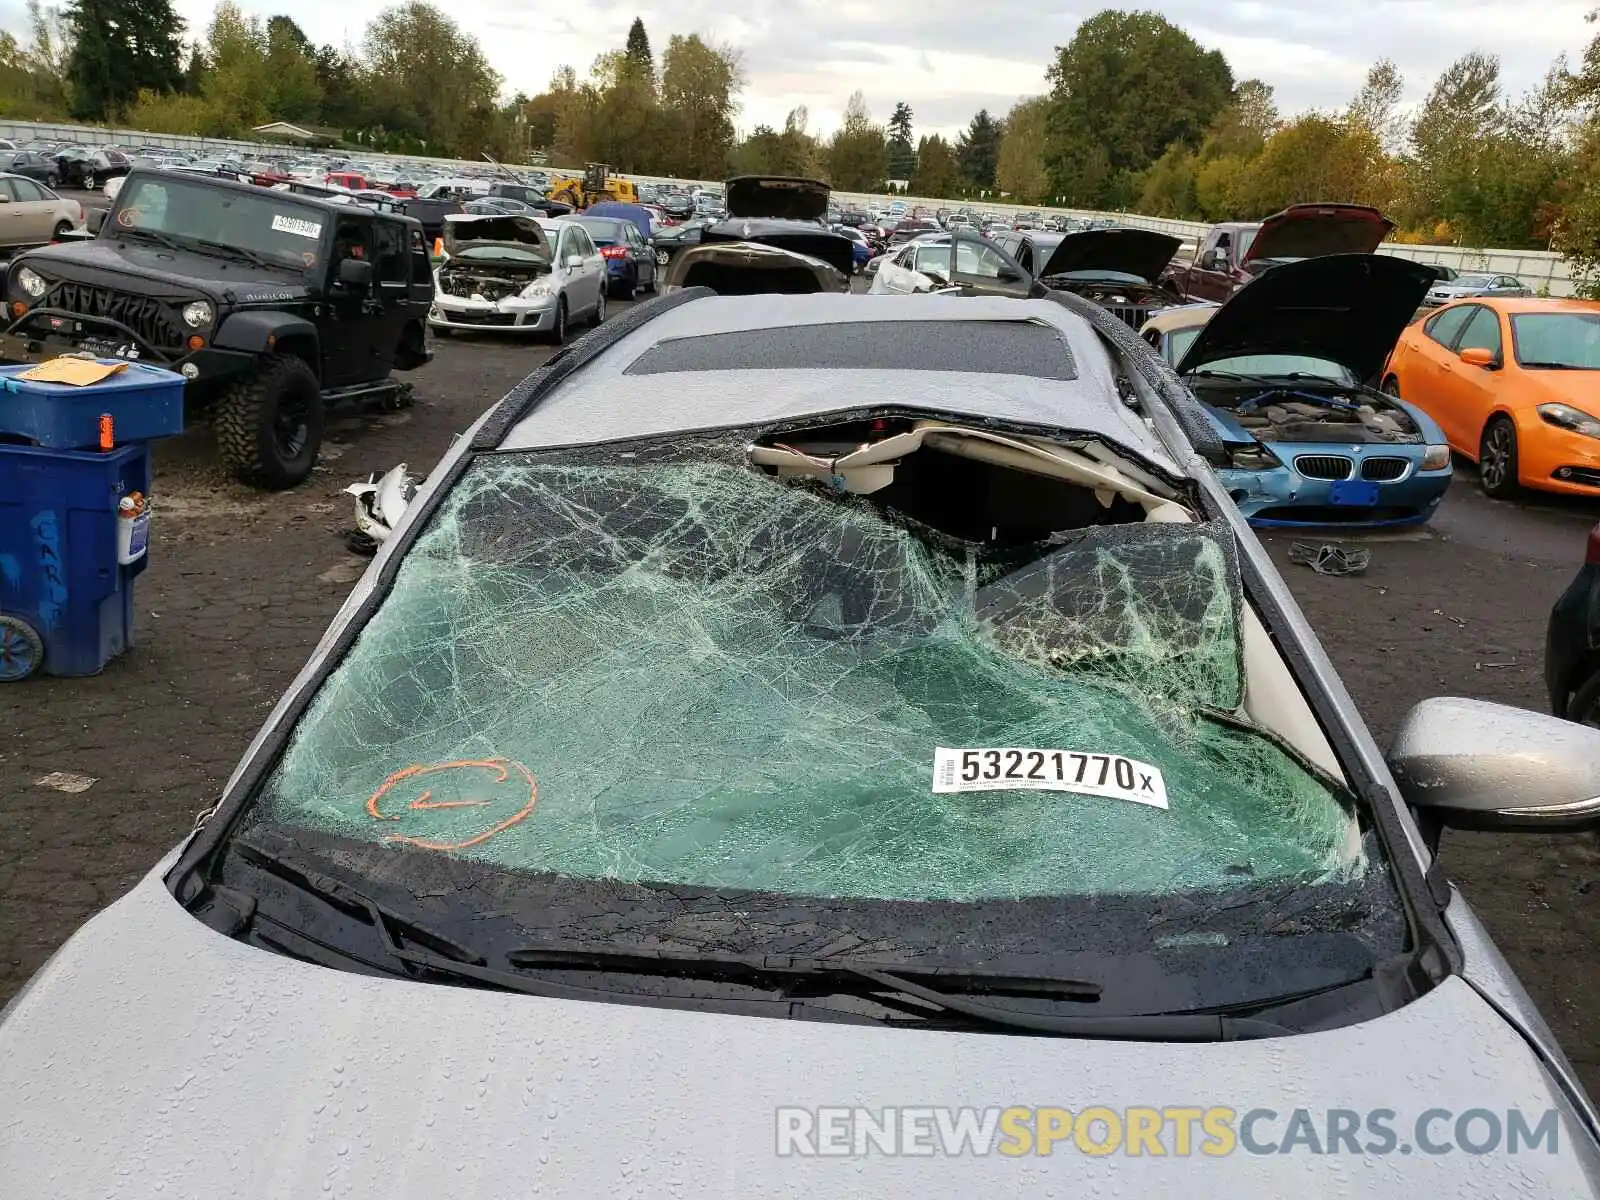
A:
401 944 1287 1040
181 236 281 270
229 841 1286 1041
1518 361 1582 370
116 226 186 254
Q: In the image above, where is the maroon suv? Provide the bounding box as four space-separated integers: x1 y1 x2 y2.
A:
1164 203 1394 303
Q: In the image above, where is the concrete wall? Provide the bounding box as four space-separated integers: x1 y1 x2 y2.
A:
3 118 1577 295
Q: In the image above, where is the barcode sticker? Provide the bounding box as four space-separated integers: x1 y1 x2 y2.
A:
931 747 1168 809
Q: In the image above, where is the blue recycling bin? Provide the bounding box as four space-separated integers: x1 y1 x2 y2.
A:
0 361 185 448
0 441 152 679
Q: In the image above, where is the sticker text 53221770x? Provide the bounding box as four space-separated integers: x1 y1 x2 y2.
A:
931 747 1169 810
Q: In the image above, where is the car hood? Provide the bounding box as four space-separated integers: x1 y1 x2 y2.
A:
700 220 856 277
1175 253 1437 382
442 214 549 258
1244 204 1396 265
1038 228 1183 283
724 175 830 221
1 863 1597 1198
13 237 311 299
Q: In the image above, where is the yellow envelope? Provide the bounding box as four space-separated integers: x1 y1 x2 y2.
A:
18 358 129 386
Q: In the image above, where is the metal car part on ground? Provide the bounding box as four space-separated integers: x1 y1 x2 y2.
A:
1383 297 1600 499
7 292 1600 1197
0 168 432 489
1142 254 1452 527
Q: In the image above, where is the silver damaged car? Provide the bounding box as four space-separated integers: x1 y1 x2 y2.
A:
2 290 1598 1197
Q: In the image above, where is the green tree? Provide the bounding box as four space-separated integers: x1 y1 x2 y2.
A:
624 16 653 82
362 1 502 156
1194 154 1249 219
313 44 366 132
263 16 321 122
1197 78 1276 162
1233 113 1395 214
886 100 915 179
994 96 1049 201
826 90 888 190
1044 9 1233 206
910 133 959 196
733 105 822 177
201 1 271 132
65 0 184 119
1137 142 1198 217
955 107 1000 189
660 34 743 178
1348 58 1405 150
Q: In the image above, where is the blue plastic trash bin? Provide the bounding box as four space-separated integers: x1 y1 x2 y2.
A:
0 441 151 679
0 361 185 449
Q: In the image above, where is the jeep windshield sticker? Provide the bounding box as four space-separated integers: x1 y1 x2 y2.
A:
271 214 323 239
115 207 139 228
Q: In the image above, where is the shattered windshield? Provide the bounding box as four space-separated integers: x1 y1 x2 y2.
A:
251 442 1372 908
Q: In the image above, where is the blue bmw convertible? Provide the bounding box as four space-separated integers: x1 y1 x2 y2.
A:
1140 254 1452 527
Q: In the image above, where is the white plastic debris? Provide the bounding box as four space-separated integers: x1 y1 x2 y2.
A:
36 771 98 794
345 462 419 546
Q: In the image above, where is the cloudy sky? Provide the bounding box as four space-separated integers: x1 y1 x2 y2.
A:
141 0 1600 138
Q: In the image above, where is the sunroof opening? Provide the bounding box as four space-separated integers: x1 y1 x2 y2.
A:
624 319 1078 380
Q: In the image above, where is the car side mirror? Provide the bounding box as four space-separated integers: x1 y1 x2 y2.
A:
565 254 584 270
1198 250 1220 270
1459 346 1497 369
338 257 374 290
1386 697 1600 832
87 209 106 233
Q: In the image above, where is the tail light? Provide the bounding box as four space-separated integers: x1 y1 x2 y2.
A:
600 245 627 259
1587 523 1600 565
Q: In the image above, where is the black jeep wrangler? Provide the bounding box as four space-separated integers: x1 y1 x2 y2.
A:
1 168 433 488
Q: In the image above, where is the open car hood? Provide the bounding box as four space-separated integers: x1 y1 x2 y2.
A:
1038 228 1182 283
1174 253 1436 382
724 175 830 221
442 214 550 257
1243 204 1395 264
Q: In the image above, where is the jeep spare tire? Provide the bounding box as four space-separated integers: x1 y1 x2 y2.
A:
214 353 325 489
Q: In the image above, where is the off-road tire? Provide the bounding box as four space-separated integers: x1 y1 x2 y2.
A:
214 353 325 490
1477 414 1520 499
547 298 568 345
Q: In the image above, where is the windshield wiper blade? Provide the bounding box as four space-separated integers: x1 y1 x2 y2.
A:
117 226 186 253
425 944 1284 1040
1518 361 1580 369
231 839 482 966
503 942 1103 1000
183 236 279 269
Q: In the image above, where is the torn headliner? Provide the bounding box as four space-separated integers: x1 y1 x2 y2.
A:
498 295 1180 473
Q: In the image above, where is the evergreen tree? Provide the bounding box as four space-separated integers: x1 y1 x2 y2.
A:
886 100 915 179
624 17 653 81
65 0 184 119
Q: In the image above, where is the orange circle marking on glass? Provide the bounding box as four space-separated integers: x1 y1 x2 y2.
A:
364 757 539 851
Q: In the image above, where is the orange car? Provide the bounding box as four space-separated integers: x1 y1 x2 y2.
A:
1382 297 1600 497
